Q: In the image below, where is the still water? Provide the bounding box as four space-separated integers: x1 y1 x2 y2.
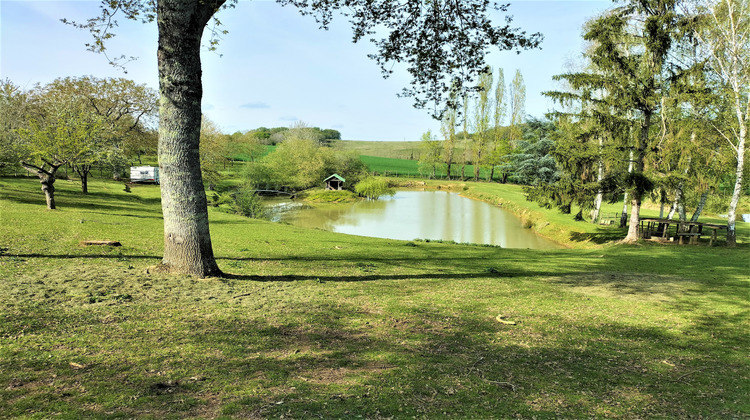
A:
270 190 561 249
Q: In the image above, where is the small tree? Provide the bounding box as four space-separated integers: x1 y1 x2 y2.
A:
43 76 158 188
232 184 265 218
20 96 106 208
200 115 230 189
508 70 526 148
0 79 30 174
440 97 458 179
418 130 442 178
471 68 493 181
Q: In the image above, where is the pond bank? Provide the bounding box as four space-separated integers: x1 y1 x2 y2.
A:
272 189 561 249
386 178 586 248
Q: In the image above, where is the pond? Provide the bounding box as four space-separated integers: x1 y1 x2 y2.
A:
268 190 561 249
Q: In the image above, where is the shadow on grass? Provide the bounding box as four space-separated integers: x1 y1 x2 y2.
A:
569 226 628 244
0 183 162 215
0 252 162 260
220 268 547 283
3 298 746 418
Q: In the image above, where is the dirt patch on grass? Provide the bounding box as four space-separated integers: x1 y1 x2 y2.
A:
547 272 696 302
298 363 395 386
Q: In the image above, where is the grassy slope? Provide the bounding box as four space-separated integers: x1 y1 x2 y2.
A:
1 177 749 418
334 140 425 160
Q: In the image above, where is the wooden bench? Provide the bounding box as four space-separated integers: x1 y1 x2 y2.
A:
675 232 701 245
599 212 619 225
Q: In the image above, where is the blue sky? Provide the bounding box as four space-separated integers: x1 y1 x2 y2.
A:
1 0 611 141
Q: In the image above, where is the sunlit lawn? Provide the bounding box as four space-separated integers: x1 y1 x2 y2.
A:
1 176 748 418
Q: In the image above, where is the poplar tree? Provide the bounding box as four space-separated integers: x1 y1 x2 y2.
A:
508 70 526 148
471 68 493 181
440 97 458 180
487 68 508 183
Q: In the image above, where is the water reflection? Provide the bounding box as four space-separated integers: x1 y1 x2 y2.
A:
270 190 561 249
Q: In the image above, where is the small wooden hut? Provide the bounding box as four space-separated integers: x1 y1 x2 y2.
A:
324 174 345 191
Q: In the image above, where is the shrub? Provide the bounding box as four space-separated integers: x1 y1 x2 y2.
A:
210 192 234 208
355 177 395 200
232 185 265 218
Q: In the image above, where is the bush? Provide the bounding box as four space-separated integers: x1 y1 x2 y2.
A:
232 185 265 218
210 192 234 207
355 177 395 200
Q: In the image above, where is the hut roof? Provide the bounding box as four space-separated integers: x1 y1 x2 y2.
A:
323 174 345 182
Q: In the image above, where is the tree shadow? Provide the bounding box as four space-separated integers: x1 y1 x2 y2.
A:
220 268 549 283
569 226 627 244
10 298 746 418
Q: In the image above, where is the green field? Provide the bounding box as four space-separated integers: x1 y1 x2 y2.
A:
334 140 425 160
360 155 493 180
1 176 748 418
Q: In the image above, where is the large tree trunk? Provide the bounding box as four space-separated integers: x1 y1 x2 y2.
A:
624 112 651 243
619 150 633 228
74 164 91 194
156 0 223 277
42 177 56 209
22 161 61 210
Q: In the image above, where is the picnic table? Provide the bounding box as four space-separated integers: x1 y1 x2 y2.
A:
639 218 727 245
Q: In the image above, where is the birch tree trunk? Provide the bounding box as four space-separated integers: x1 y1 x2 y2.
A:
591 136 604 223
726 117 745 246
156 0 223 277
690 190 709 222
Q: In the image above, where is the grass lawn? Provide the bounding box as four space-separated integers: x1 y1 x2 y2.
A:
1 176 748 418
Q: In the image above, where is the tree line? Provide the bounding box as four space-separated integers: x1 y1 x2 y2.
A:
542 0 748 246
0 76 158 208
418 67 529 183
420 0 749 247
0 75 350 209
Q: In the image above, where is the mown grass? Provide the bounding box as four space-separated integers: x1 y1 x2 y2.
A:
1 176 749 418
333 140 425 160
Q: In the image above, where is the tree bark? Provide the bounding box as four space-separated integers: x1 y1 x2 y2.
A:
619 150 633 228
624 112 651 243
591 136 604 223
156 0 223 277
726 118 745 247
73 164 91 194
690 190 709 222
22 161 61 210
